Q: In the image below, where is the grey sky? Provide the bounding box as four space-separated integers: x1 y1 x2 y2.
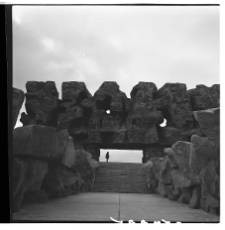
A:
13 5 219 95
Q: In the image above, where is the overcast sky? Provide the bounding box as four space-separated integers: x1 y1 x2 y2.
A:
13 5 219 95
12 5 220 162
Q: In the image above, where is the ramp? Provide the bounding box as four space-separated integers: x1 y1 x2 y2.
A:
92 162 149 193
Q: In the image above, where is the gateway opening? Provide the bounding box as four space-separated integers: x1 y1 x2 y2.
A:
99 149 143 163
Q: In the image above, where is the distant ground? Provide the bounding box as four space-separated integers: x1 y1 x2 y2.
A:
99 149 142 163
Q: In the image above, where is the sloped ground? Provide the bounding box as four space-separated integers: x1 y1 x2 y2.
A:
92 162 149 193
12 192 219 222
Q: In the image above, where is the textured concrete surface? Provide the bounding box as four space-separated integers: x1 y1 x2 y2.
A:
12 192 219 223
92 163 148 193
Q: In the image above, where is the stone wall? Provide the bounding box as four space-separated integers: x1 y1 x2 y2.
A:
12 124 99 212
12 81 219 213
143 108 220 215
19 81 220 161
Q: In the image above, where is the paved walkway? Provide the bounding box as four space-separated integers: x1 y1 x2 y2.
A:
12 192 219 223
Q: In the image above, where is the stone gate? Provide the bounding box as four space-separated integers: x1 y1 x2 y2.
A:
20 81 220 162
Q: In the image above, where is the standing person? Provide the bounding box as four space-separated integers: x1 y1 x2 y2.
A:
105 152 109 162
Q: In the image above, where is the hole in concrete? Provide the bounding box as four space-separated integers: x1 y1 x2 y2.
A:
159 118 167 127
96 95 111 110
158 108 172 125
99 149 143 163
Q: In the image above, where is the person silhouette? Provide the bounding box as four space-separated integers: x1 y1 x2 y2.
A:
105 152 109 162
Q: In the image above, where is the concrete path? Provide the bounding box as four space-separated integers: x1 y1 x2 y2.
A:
12 192 219 223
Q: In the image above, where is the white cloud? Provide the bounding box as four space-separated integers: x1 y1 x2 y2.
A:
79 56 100 75
41 37 55 52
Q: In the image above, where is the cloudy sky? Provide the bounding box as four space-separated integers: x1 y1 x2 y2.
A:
13 5 220 162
